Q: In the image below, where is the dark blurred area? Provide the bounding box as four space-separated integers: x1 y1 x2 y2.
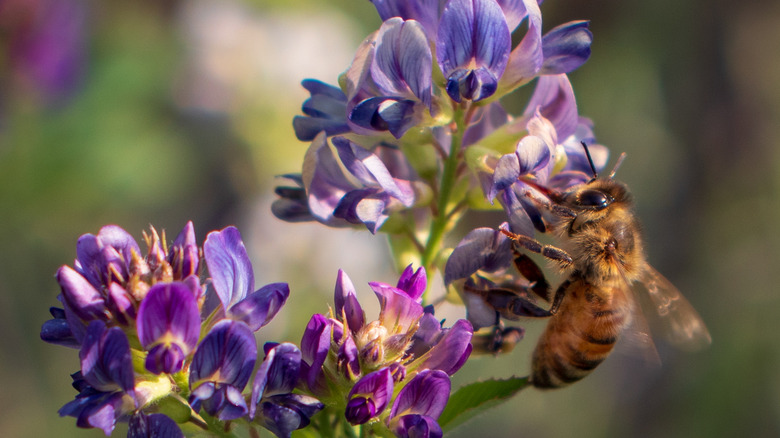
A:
0 0 777 436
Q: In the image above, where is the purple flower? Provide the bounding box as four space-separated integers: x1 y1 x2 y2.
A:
387 370 450 438
250 343 324 438
136 282 200 374
334 269 366 333
79 321 135 396
128 412 183 438
58 382 133 436
271 174 315 223
411 314 473 375
299 314 339 396
292 79 350 141
40 306 80 348
167 221 199 280
345 368 394 424
444 227 515 286
437 0 511 102
370 0 444 40
295 134 416 233
485 74 609 234
43 222 201 346
59 321 136 435
299 267 472 431
189 320 257 420
7 0 88 105
204 226 289 331
349 18 433 138
499 0 593 94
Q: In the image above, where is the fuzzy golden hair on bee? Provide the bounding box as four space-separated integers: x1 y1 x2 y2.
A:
493 143 710 389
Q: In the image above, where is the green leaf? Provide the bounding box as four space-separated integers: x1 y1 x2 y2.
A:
439 376 530 432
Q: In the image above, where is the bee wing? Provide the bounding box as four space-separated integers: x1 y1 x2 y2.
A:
619 289 662 367
610 262 662 366
638 266 712 351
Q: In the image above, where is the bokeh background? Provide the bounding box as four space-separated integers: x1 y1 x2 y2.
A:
1 0 778 436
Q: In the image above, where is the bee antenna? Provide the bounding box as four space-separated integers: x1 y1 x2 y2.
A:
581 141 598 179
608 152 627 179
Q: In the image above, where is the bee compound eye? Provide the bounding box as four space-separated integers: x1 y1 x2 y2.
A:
578 189 612 209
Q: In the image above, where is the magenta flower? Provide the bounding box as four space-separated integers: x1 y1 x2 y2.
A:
388 370 451 438
299 266 472 430
346 368 394 424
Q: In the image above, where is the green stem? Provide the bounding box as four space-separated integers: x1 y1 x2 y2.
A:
421 106 466 275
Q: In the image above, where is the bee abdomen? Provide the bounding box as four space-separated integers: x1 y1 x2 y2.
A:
531 323 618 389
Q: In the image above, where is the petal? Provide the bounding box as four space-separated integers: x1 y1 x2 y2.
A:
515 134 552 175
436 0 510 101
56 265 106 323
443 227 514 285
392 414 443 438
79 321 135 395
354 195 390 234
346 368 394 424
332 137 414 205
489 152 521 201
437 0 510 101
396 264 426 301
372 18 432 106
95 225 141 266
334 269 365 332
523 74 578 140
500 0 543 90
371 0 442 40
390 370 450 419
302 133 353 224
540 20 592 75
337 334 361 379
370 282 424 332
128 412 184 438
299 315 333 393
272 175 316 223
168 221 199 280
40 308 79 348
418 320 473 375
258 394 324 437
349 96 419 139
137 282 200 351
229 282 290 331
190 320 257 389
250 343 302 419
204 227 255 311
293 79 350 141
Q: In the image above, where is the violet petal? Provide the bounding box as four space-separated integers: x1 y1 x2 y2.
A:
204 226 255 311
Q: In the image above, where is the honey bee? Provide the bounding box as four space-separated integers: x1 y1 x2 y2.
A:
497 146 711 389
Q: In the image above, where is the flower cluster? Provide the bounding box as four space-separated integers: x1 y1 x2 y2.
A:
274 0 608 273
41 223 322 437
40 0 619 436
299 265 472 437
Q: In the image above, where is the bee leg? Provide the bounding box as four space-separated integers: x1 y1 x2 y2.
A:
500 228 573 267
513 250 550 302
498 280 569 319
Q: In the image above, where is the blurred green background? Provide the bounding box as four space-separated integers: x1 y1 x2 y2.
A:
1 0 778 437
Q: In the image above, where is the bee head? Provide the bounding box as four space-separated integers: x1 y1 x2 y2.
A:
560 143 633 227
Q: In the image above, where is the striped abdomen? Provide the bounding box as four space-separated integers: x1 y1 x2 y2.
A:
531 279 632 389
